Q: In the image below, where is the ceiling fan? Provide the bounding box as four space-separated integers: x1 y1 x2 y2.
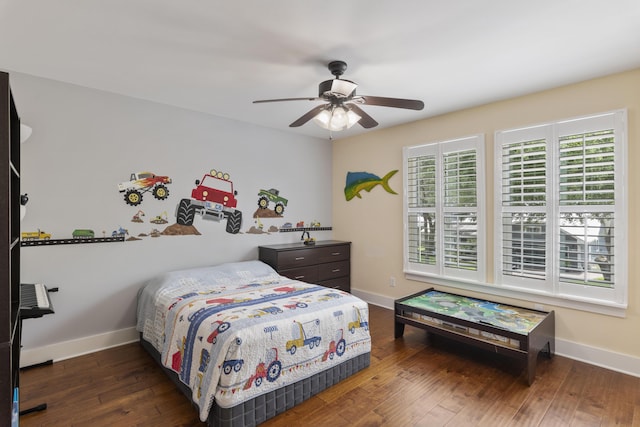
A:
253 60 424 132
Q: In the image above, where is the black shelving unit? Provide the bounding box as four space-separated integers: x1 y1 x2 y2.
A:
0 71 21 425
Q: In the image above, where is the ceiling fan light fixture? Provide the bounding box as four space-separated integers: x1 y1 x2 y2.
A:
345 108 361 128
318 79 357 98
331 79 357 97
253 60 423 132
313 105 361 131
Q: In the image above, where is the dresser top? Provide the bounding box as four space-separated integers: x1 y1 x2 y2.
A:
258 240 350 251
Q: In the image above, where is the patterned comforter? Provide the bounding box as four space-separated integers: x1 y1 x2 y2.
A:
136 260 371 422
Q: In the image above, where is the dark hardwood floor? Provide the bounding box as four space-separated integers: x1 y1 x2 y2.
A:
19 305 639 426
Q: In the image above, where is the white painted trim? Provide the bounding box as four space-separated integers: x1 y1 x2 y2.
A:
352 288 394 310
555 339 640 378
352 287 640 378
20 327 139 368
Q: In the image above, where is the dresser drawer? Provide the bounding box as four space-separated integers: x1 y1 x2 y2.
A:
318 260 350 281
276 248 316 269
316 244 350 264
318 276 350 292
279 266 318 283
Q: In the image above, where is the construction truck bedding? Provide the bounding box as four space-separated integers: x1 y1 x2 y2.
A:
136 260 371 422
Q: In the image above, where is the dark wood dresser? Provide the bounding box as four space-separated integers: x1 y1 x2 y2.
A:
258 240 351 292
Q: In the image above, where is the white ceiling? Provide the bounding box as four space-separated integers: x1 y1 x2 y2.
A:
1 0 639 140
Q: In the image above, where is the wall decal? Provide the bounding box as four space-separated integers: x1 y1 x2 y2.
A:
149 211 169 224
162 223 201 236
278 222 332 234
117 171 172 206
137 228 162 239
344 170 398 201
20 226 150 246
21 229 52 241
174 169 243 234
72 229 94 239
131 210 145 223
246 217 279 234
112 226 129 238
21 230 126 246
150 211 169 224
256 188 288 217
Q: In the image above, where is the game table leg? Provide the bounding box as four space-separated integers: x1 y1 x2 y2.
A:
394 321 405 338
527 352 537 386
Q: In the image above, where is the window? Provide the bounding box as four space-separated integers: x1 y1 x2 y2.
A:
495 110 627 306
402 111 627 312
403 135 485 282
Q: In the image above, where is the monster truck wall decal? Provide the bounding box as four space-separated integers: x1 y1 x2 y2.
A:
257 188 288 216
118 171 172 206
175 169 243 234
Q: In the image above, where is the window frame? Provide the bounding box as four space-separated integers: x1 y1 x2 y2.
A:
493 109 627 308
403 134 486 284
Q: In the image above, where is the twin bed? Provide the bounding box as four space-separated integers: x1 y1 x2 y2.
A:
136 260 371 426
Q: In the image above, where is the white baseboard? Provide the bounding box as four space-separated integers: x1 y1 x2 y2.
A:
352 287 640 378
20 327 139 368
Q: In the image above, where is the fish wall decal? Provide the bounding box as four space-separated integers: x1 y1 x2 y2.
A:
344 170 399 201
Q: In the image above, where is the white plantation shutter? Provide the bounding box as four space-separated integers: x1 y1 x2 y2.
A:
443 150 479 272
496 126 551 289
558 129 615 206
406 151 437 266
500 138 547 207
495 110 627 306
557 120 618 293
443 212 478 270
404 135 485 282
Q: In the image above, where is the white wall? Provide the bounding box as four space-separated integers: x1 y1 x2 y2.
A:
12 72 334 360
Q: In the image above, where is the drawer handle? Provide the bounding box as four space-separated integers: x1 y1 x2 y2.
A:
295 257 305 261
332 269 341 273
331 252 341 256
294 275 305 279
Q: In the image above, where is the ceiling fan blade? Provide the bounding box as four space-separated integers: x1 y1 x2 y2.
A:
253 97 320 104
347 104 378 129
289 104 328 127
359 95 424 110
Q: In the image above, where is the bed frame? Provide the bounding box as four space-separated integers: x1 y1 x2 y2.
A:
140 336 370 426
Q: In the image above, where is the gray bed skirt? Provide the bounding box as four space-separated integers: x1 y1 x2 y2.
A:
140 335 370 426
